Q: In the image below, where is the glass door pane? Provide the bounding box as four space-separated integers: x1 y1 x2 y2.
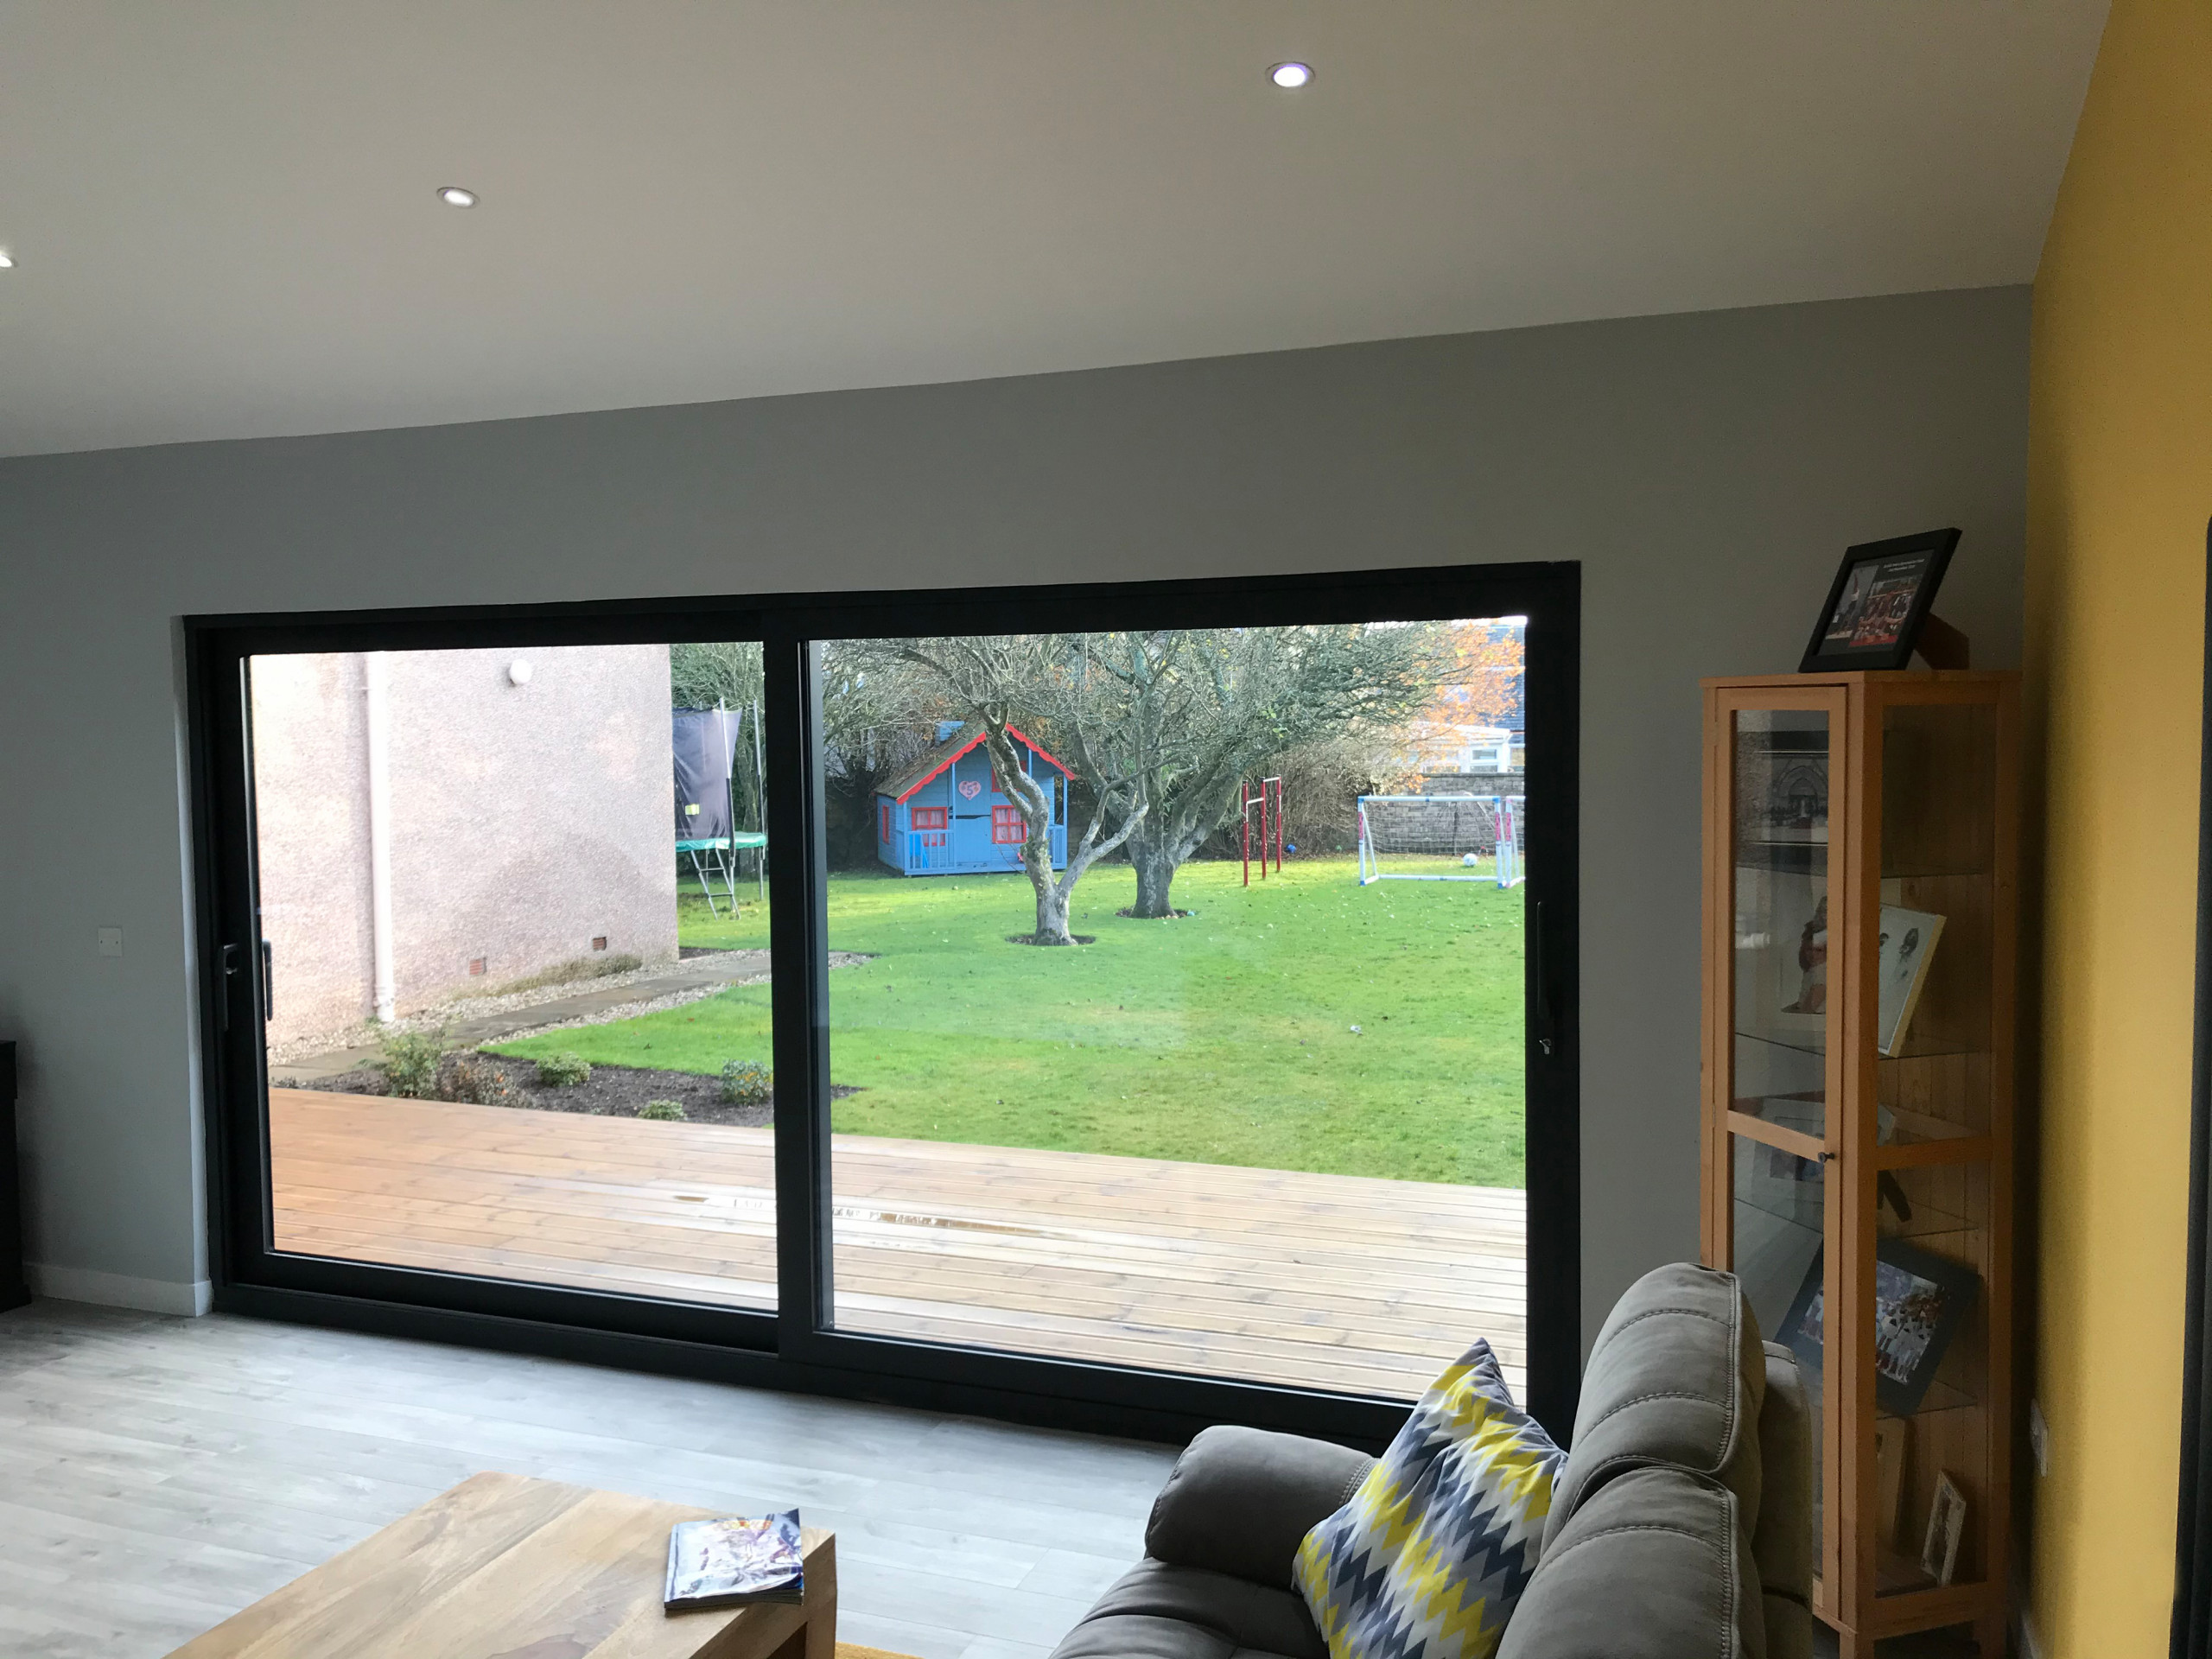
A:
1732 1131 1827 1547
1877 701 1997 1141
1870 695 1999 1597
1866 1160 1993 1596
1731 709 1832 1140
812 621 1533 1398
250 642 778 1309
1723 700 1838 1592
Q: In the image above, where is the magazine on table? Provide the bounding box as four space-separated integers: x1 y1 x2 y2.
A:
664 1510 804 1612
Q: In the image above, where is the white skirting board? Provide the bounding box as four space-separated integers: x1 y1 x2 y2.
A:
24 1262 213 1317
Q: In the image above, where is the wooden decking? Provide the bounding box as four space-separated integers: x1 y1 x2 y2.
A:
270 1089 1527 1400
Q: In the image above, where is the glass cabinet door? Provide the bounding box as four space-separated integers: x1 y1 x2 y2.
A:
1731 708 1835 1140
1860 690 2003 1603
1713 696 1844 1594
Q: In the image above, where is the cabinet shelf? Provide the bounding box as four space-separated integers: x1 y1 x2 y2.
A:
1735 1027 1992 1065
1736 845 1828 877
1879 1378 1981 1421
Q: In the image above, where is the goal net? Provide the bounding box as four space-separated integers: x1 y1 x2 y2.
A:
1356 794 1524 887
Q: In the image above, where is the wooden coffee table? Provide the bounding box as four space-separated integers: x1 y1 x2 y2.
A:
166 1471 837 1659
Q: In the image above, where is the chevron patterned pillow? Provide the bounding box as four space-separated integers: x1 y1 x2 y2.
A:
1294 1339 1565 1659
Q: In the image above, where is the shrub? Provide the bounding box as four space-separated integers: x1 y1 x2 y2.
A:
439 1052 518 1107
536 1052 592 1088
719 1058 772 1105
639 1099 688 1122
375 1028 447 1098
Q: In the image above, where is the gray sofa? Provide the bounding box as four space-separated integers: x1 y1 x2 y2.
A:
1052 1263 1811 1659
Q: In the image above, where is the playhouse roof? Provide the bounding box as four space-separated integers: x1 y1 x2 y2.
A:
879 722 1070 804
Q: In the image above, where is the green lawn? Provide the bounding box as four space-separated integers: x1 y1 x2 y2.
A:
492 855 1526 1185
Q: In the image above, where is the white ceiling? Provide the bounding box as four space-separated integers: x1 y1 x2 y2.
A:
0 2 2106 460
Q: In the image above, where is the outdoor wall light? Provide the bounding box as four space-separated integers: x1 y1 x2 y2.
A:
437 186 480 208
507 659 533 686
0 251 15 269
1268 61 1313 89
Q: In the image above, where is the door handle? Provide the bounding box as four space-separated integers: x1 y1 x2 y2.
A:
1531 899 1556 1057
260 940 273 1022
220 943 243 1033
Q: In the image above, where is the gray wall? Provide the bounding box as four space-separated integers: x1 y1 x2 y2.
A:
0 286 2031 1338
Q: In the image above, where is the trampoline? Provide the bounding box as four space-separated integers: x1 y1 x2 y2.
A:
677 830 766 912
674 704 766 914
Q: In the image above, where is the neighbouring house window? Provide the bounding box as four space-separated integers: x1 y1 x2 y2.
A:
992 804 1024 844
912 806 948 830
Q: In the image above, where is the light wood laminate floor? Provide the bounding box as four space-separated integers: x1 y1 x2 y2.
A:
270 1089 1527 1399
0 1299 1179 1659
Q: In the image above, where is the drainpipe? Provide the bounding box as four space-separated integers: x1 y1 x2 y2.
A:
364 652 397 1024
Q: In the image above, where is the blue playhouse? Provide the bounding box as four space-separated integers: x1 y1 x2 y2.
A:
875 721 1070 876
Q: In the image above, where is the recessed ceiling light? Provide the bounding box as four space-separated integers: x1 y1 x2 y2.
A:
437 186 479 208
1268 60 1313 90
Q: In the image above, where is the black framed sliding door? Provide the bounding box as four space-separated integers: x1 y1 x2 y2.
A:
189 562 1581 1446
193 619 787 1354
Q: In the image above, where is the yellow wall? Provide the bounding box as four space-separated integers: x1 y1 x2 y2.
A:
2027 0 2212 1651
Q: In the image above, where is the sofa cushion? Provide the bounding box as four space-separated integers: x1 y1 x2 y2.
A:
1148 1426 1376 1590
1497 1465 1764 1659
1545 1262 1765 1551
1052 1560 1328 1659
1293 1339 1565 1659
1752 1342 1814 1659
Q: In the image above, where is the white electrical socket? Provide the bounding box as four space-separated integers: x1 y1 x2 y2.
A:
97 926 124 958
2029 1399 2050 1477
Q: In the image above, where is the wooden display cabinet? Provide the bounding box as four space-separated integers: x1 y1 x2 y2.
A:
1700 671 2018 1656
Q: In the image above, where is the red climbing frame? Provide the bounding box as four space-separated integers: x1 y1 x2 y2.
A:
1241 776 1284 887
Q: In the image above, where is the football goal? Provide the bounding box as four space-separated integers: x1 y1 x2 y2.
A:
1356 794 1523 887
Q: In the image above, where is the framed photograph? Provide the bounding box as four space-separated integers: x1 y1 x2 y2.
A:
1732 724 1830 852
1777 1236 1980 1415
1921 1471 1967 1586
1799 528 1960 672
1876 905 1946 1057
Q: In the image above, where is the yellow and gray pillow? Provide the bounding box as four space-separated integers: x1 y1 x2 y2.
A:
1294 1339 1564 1659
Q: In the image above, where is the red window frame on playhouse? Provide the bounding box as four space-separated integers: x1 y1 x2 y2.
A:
912 806 949 831
991 804 1024 844
878 802 891 842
